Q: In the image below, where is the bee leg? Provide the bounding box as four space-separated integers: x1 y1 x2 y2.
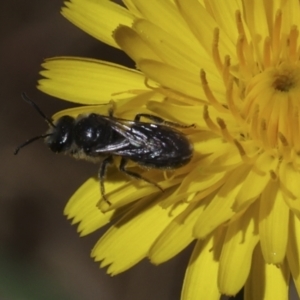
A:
98 156 113 205
119 158 164 192
108 100 116 117
134 114 194 128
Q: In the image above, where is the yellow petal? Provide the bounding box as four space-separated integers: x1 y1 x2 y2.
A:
64 178 114 236
281 0 300 34
161 141 242 208
282 193 300 219
241 0 274 68
181 237 221 300
194 164 250 239
244 244 289 300
242 0 269 38
147 101 207 126
192 141 241 171
97 171 183 212
287 213 300 296
218 201 259 296
149 201 205 264
279 161 300 200
51 91 159 121
38 57 149 104
132 19 215 75
158 143 239 207
127 0 200 50
51 105 110 121
62 0 134 48
234 152 277 211
204 0 249 45
122 0 143 18
175 0 235 59
172 169 227 199
92 197 187 275
259 182 289 264
113 25 161 63
138 59 206 101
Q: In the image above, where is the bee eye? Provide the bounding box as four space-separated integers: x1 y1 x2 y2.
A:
46 116 74 153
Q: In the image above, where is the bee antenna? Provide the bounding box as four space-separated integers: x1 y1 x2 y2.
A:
21 92 56 128
14 134 52 155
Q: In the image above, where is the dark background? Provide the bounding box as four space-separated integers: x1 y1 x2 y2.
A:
1 1 297 300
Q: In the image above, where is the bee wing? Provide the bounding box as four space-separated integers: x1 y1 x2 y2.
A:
93 140 131 153
91 117 148 154
106 118 149 146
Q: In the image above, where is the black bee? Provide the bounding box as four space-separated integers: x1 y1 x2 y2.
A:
15 93 193 204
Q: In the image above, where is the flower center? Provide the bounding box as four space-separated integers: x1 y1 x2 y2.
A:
242 63 300 155
272 65 298 92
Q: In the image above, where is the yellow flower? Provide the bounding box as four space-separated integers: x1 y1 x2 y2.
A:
37 0 300 299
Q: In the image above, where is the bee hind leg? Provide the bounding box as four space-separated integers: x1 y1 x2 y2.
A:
119 158 163 192
98 156 113 205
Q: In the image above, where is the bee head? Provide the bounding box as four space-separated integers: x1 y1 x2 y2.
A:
45 116 75 153
14 93 74 155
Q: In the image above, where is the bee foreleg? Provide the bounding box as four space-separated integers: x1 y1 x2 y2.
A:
119 158 164 192
98 156 113 205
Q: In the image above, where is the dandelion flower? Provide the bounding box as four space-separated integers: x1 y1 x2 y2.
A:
38 0 300 299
